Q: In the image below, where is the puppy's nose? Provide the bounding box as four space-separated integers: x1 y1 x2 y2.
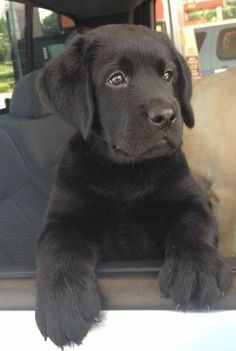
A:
148 107 176 129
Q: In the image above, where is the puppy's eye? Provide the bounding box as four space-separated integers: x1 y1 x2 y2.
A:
106 72 128 87
163 70 173 82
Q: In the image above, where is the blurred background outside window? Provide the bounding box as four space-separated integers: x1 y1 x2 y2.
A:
155 0 236 79
0 1 236 108
0 0 75 109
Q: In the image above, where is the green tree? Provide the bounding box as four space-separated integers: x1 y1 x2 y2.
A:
42 12 59 33
188 9 217 22
0 16 9 63
223 6 236 19
0 16 8 37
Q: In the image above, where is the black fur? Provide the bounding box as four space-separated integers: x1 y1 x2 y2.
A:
35 25 232 348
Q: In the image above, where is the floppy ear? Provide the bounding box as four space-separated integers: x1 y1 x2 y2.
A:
174 52 195 128
37 35 94 140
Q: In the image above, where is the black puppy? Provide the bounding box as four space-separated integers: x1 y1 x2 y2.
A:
35 24 232 347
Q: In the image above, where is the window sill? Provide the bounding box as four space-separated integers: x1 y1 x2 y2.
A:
0 258 235 310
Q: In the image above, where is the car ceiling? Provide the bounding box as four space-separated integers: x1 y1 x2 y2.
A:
9 0 146 18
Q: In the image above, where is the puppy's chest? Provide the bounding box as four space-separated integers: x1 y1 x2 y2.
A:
98 195 168 261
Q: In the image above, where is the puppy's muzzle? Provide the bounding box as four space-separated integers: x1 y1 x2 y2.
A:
148 106 176 130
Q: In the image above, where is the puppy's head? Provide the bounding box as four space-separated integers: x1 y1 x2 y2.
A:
38 24 194 163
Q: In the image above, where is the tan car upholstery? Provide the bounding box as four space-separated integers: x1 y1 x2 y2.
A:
183 67 236 257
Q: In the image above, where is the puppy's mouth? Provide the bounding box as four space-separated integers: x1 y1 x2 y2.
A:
113 138 171 160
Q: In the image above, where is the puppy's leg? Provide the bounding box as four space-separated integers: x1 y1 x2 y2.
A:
159 204 232 309
35 219 100 348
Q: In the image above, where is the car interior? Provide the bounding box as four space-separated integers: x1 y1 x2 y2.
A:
0 0 235 311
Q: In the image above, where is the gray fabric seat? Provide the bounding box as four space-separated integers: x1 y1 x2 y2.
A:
0 71 75 266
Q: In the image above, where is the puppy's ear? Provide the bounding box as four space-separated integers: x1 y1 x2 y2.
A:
174 52 194 128
37 35 94 140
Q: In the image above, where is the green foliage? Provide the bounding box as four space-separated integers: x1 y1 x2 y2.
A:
0 16 11 63
223 6 236 19
188 4 236 22
0 46 7 63
42 12 59 33
226 0 236 5
188 9 217 22
0 64 14 93
0 16 8 38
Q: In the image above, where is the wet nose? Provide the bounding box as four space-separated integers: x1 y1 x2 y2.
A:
148 107 176 129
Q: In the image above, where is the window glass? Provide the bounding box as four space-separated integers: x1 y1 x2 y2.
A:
0 1 23 109
37 8 61 36
0 0 75 110
31 8 74 73
217 27 236 60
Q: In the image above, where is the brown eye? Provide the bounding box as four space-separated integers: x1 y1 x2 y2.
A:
163 70 173 82
107 72 128 87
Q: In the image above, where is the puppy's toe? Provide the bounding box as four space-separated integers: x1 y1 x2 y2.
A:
159 247 232 310
216 259 232 294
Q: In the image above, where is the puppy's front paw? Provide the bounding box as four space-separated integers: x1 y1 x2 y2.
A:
159 245 232 309
35 274 100 348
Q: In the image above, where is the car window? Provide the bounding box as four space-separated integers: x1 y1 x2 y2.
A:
195 31 207 52
0 0 75 110
217 27 236 60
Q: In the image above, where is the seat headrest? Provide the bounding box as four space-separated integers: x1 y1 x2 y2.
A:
9 70 49 119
